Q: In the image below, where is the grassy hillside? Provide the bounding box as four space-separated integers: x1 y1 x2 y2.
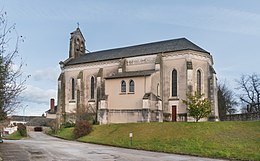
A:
57 121 260 160
52 127 75 140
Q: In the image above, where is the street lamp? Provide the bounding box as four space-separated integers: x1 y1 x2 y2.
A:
129 132 133 146
23 105 28 122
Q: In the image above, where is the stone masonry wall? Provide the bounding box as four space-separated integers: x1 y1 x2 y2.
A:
222 112 260 121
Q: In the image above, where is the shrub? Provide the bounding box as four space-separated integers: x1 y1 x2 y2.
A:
182 92 211 122
17 123 27 137
62 121 75 128
73 120 92 139
47 119 59 134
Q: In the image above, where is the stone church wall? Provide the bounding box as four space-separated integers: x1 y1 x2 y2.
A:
108 109 144 123
151 71 160 97
161 50 215 121
105 77 148 110
125 55 156 72
190 56 211 98
62 61 119 115
162 52 187 115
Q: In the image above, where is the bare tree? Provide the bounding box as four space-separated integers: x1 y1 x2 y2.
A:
74 104 96 124
236 74 260 113
218 81 237 119
0 10 27 121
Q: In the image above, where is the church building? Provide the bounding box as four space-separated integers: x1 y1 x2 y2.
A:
57 27 218 124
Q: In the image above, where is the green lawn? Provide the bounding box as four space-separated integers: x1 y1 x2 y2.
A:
56 121 260 161
3 131 25 140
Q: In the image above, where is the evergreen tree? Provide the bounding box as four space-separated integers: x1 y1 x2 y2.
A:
218 82 237 120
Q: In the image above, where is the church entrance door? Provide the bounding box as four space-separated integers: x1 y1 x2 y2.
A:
172 106 177 122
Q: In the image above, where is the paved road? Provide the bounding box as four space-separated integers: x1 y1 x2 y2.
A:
0 132 226 161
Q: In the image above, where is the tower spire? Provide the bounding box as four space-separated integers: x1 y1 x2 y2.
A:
69 25 86 59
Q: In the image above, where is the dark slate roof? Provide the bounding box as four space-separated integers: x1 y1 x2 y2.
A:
45 106 58 114
105 70 156 79
66 38 209 65
143 92 161 101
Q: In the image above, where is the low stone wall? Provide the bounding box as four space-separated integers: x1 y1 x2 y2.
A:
222 112 260 121
27 126 51 133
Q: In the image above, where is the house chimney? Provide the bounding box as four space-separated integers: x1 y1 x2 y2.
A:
50 98 55 113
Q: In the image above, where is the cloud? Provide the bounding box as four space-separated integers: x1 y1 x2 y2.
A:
130 5 260 36
6 0 260 36
14 102 49 116
8 1 260 36
15 65 60 116
197 7 260 36
21 85 56 105
33 66 60 82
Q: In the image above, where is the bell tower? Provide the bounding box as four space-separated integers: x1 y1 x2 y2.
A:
69 27 86 59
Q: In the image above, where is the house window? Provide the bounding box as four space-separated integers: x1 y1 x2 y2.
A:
172 69 177 97
91 76 95 99
121 80 126 93
129 80 135 93
197 70 202 94
71 78 75 100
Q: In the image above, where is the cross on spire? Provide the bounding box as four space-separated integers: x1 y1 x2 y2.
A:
77 22 80 28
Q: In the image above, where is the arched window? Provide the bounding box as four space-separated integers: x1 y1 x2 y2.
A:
157 83 160 96
197 70 202 94
172 69 177 97
121 80 126 93
91 76 95 99
129 80 135 93
71 78 75 99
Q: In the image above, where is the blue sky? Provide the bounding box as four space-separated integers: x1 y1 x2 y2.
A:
1 0 260 116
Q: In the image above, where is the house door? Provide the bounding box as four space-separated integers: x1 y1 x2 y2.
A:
172 106 177 122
